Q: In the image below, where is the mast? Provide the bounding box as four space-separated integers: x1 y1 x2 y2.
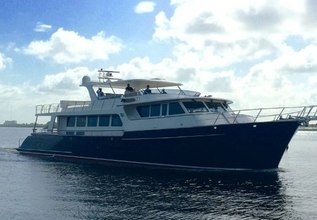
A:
81 69 121 101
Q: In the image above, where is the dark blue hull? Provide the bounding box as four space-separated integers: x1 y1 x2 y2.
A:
17 120 300 170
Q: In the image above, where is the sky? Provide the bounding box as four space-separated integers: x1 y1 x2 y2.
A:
1 0 317 123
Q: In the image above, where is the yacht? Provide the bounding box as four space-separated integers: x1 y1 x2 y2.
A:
18 69 306 170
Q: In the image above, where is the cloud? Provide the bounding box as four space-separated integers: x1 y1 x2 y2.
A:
36 67 95 95
185 12 225 35
4 0 317 124
0 52 12 71
150 0 317 108
154 0 308 53
23 0 316 112
135 1 156 14
205 72 234 93
0 84 22 99
303 0 317 29
24 28 123 64
277 45 317 74
34 22 52 32
236 6 283 31
0 67 95 123
0 83 31 123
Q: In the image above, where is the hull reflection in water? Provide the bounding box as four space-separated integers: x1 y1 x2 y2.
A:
14 157 292 220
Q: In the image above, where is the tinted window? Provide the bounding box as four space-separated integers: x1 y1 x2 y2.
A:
206 102 226 113
111 114 123 126
137 105 150 117
67 116 75 127
162 104 167 116
169 102 185 115
150 104 160 117
183 101 208 113
87 115 98 127
76 116 86 127
99 115 110 126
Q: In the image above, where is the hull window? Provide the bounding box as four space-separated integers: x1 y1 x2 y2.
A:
162 104 167 116
99 115 110 127
111 114 123 126
67 116 76 127
137 102 185 118
66 131 75 135
169 102 185 115
87 115 98 127
65 114 122 128
137 105 150 117
76 116 86 127
150 104 160 117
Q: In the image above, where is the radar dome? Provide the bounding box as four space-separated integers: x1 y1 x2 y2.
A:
82 76 91 84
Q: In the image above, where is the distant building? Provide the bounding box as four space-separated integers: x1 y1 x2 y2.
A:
3 120 18 126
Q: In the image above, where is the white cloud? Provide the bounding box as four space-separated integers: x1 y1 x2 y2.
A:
37 67 95 95
0 67 95 123
150 0 317 109
153 0 310 62
4 0 317 124
24 28 123 64
135 1 156 14
111 49 317 109
0 52 12 71
156 0 307 41
0 84 22 99
0 83 31 123
204 71 235 93
277 45 317 74
34 22 52 32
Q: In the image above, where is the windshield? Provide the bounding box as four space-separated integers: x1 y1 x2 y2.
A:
182 101 208 113
205 101 227 113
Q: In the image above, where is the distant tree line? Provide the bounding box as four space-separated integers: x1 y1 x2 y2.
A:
0 122 46 127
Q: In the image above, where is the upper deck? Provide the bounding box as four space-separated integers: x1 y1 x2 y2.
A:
81 69 202 102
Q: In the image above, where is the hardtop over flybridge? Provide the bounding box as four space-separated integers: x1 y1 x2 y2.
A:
17 69 317 170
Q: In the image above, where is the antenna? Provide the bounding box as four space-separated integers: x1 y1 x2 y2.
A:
98 68 120 82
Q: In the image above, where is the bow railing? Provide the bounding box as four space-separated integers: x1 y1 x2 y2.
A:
231 105 317 124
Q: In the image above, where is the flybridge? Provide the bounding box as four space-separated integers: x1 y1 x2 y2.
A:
82 69 183 92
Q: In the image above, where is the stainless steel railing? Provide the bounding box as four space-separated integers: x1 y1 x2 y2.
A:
230 105 317 123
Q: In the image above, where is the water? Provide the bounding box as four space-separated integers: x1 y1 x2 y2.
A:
0 127 317 220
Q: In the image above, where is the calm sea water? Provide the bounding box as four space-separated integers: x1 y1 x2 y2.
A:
0 127 317 220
